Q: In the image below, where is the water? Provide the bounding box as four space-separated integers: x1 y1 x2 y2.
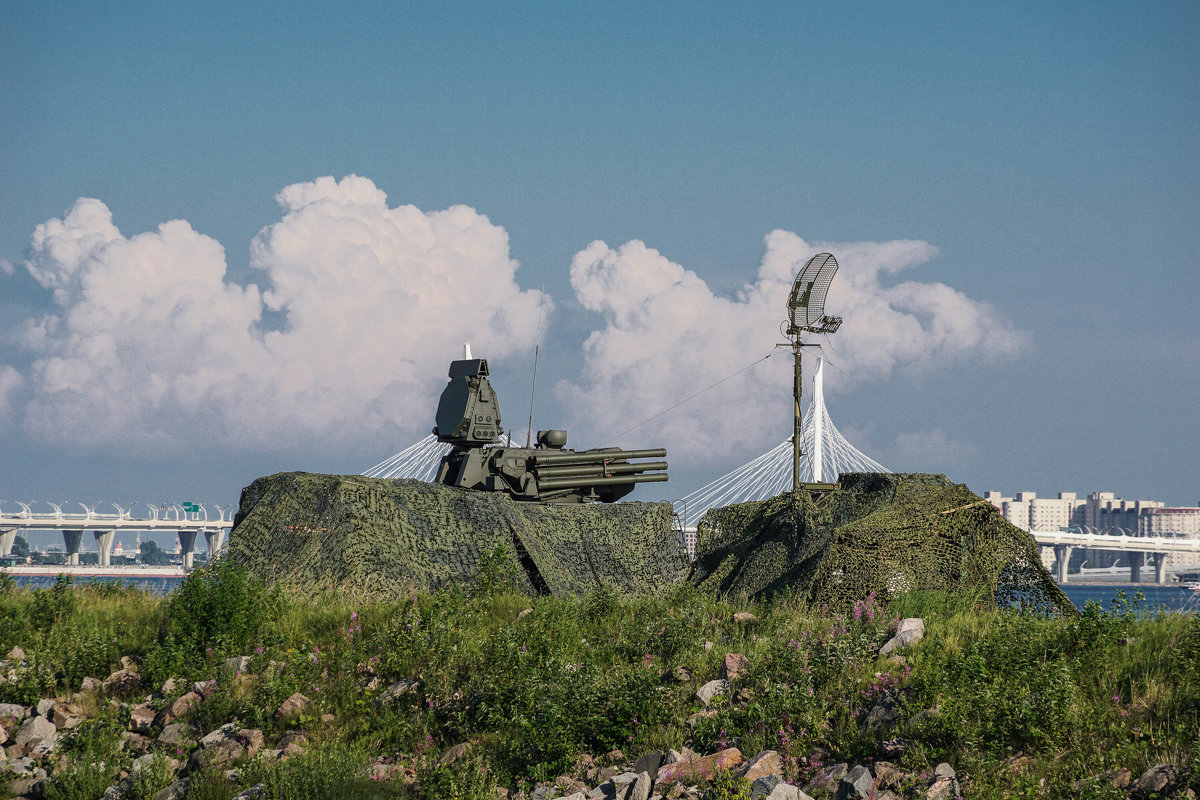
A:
12 574 185 595
8 575 1200 612
1061 583 1199 614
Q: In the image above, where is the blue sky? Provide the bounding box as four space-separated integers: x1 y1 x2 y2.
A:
1 1 1197 510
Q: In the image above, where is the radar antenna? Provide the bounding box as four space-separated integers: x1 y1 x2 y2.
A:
785 252 843 493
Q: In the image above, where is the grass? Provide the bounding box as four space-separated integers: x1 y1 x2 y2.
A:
0 564 1197 799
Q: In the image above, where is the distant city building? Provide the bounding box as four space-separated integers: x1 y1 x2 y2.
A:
987 488 1194 571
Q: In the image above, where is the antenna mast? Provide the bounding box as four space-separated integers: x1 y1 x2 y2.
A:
784 253 843 493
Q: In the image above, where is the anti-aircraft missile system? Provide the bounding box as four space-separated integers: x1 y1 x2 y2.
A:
432 356 668 503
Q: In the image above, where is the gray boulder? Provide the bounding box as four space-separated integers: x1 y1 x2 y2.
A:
696 679 731 707
1131 765 1181 799
14 715 55 748
879 618 924 655
837 765 874 800
0 703 28 722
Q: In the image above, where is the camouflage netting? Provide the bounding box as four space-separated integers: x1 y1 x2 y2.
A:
228 472 689 597
690 472 1074 613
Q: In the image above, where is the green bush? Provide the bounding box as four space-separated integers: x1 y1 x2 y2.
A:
147 558 285 682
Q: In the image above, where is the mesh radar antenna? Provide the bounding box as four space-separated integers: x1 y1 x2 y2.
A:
785 252 843 493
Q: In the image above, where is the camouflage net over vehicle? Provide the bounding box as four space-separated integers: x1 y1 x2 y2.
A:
228 472 688 597
690 472 1074 614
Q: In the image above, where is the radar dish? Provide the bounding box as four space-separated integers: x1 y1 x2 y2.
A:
787 252 843 335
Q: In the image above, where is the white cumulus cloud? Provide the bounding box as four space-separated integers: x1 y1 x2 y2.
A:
557 232 1030 461
5 176 550 450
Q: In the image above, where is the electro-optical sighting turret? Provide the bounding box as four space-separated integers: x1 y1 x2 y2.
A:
432 354 668 503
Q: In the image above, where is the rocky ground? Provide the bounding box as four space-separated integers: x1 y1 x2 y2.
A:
0 611 1192 800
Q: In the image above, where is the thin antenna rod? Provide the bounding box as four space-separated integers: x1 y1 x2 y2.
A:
526 287 546 448
525 342 539 448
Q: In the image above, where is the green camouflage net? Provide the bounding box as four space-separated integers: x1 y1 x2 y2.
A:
228 472 689 598
690 472 1074 614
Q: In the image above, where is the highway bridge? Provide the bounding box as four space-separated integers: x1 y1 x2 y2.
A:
0 503 233 570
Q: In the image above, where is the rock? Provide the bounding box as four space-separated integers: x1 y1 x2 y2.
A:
517 608 533 619
160 677 179 695
130 704 156 732
6 646 26 661
29 731 59 757
160 692 202 725
633 751 663 780
720 653 750 681
880 618 925 655
238 728 265 758
120 655 137 669
750 775 780 799
122 732 152 753
276 730 308 756
765 785 814 800
934 763 955 780
628 772 652 800
864 694 901 730
378 679 416 703
605 749 626 763
926 778 956 800
655 748 744 787
873 762 904 790
696 679 731 708
1131 765 1181 798
191 681 211 695
153 778 190 800
188 736 244 772
78 675 102 693
157 722 196 747
738 750 781 783
14 715 55 748
0 703 28 722
275 692 311 720
733 612 758 624
1071 768 1132 792
837 765 874 800
7 755 35 775
704 641 714 651
35 699 56 718
232 785 264 800
439 742 471 766
8 777 45 798
804 763 848 793
671 666 693 683
103 666 141 697
50 702 85 730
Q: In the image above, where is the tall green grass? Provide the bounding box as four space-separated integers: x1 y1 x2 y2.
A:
2 565 1197 799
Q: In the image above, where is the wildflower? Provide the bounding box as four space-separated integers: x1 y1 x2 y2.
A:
254 646 264 655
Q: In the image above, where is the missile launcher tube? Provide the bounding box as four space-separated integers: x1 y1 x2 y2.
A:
537 473 670 491
532 448 667 465
534 461 669 479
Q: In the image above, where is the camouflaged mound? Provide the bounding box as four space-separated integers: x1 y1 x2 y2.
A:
690 472 1073 613
228 472 688 597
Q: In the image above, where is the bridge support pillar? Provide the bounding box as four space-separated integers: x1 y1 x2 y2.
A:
1129 551 1144 583
63 530 83 566
204 529 226 562
1154 553 1168 585
177 530 197 571
1053 545 1072 584
92 530 115 567
0 529 15 557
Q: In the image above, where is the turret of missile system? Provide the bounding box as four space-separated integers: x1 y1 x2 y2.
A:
432 356 667 503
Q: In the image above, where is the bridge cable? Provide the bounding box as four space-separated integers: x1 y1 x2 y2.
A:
609 349 778 440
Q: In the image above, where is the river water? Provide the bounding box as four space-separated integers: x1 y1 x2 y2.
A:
11 575 1200 613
